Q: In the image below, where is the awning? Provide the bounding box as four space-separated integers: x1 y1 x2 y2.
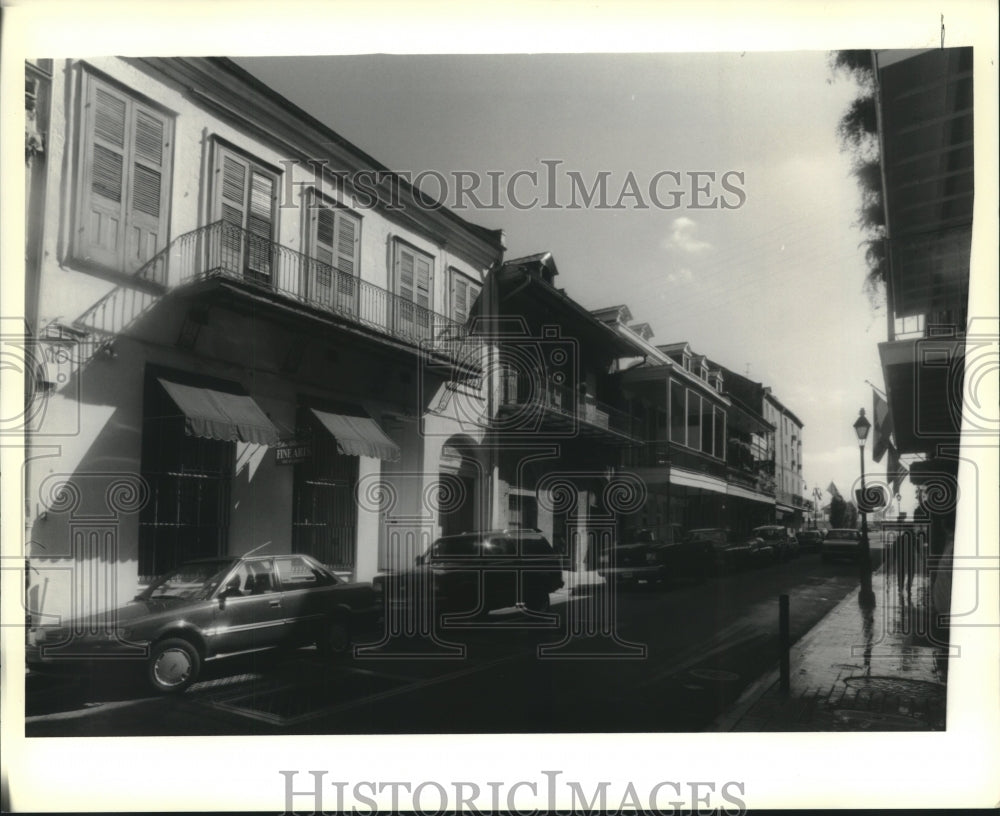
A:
310 407 401 461
728 483 776 505
158 378 280 446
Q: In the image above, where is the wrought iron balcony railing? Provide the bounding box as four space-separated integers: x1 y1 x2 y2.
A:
75 221 480 366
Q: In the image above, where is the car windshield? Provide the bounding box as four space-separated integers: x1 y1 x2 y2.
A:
140 559 236 601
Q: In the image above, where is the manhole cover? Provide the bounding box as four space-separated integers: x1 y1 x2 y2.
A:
832 709 930 730
689 669 740 683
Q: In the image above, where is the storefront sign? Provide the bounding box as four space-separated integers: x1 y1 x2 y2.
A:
275 440 313 465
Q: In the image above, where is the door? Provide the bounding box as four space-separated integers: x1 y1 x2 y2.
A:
213 144 277 285
211 559 286 655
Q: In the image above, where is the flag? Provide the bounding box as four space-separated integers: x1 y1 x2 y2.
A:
888 446 908 495
872 389 894 464
827 481 842 500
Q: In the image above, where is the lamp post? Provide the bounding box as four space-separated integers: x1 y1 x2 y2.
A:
853 408 873 596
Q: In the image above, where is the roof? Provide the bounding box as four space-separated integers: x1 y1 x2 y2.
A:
492 257 638 359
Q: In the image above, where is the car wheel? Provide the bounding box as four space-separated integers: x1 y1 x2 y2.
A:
524 587 551 613
148 637 200 693
317 617 352 659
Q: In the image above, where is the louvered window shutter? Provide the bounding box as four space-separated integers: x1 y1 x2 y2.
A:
77 75 172 273
246 170 274 279
216 151 248 274
313 206 336 301
213 145 276 283
332 210 359 312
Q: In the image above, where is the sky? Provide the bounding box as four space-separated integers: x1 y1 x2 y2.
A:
235 51 897 510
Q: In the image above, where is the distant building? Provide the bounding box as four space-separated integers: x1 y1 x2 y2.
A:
710 365 807 528
592 312 778 539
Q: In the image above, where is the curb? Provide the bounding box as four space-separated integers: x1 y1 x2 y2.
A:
708 579 868 731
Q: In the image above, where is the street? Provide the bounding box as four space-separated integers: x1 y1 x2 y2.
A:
25 547 883 737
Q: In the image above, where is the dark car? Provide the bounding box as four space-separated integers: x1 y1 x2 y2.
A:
597 527 712 587
26 554 380 693
796 529 825 552
822 528 864 562
751 525 800 561
374 529 565 616
685 528 775 570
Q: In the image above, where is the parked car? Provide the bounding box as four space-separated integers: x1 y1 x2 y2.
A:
26 553 381 693
751 525 800 561
796 529 825 552
597 527 712 588
821 528 864 562
373 529 565 616
685 528 775 570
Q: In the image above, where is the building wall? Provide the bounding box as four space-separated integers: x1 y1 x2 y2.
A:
25 57 500 620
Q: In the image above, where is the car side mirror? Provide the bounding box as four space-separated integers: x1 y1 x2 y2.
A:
219 594 227 610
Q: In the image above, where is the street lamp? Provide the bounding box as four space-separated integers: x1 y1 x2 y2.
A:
853 408 873 595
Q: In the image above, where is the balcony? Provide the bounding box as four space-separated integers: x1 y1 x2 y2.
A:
74 221 479 368
496 375 635 441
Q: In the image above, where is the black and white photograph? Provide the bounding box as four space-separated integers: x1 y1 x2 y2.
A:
2 1 998 812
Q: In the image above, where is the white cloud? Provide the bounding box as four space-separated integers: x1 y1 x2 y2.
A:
662 216 712 255
666 267 694 284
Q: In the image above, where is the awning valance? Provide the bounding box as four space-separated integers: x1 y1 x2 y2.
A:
310 407 401 461
158 378 280 446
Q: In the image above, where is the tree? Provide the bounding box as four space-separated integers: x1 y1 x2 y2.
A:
829 494 847 528
830 50 886 295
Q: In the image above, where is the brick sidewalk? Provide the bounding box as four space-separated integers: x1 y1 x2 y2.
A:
713 566 948 731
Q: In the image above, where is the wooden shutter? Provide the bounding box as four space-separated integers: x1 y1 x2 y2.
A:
246 170 274 280
312 205 336 304
216 150 248 274
125 106 170 270
213 144 276 282
451 272 481 324
78 75 172 273
333 211 358 313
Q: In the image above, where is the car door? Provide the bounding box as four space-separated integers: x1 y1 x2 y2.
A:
274 555 337 644
211 559 286 656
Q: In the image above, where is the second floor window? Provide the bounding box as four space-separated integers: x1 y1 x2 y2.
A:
392 242 434 340
74 71 174 274
450 269 481 325
305 190 360 314
211 142 278 286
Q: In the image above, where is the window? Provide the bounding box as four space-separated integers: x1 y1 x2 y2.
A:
701 398 714 453
714 407 725 460
392 241 434 340
275 556 334 588
304 190 360 313
212 141 278 285
686 390 701 450
138 370 233 581
74 71 173 274
670 380 686 443
450 268 481 325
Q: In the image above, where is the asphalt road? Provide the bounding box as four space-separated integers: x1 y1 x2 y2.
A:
25 547 880 736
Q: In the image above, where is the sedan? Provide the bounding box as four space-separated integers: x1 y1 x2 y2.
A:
686 528 776 570
26 553 381 693
751 526 800 561
796 529 825 552
821 529 864 563
598 528 713 588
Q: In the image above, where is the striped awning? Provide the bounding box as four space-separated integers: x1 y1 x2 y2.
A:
310 407 401 461
158 378 280 446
